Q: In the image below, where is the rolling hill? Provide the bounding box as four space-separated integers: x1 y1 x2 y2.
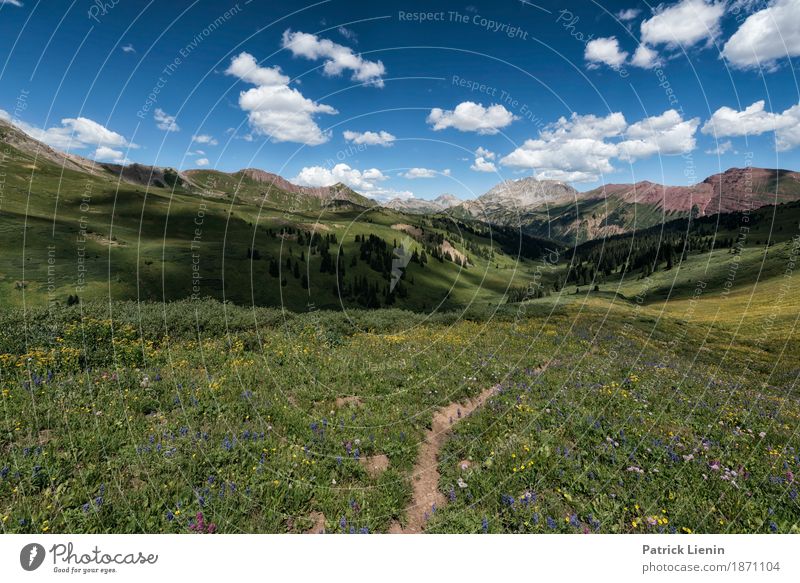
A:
0 117 553 311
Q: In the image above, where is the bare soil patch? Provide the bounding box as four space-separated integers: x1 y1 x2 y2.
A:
391 223 423 238
303 511 326 534
359 454 389 478
335 395 363 408
442 239 470 267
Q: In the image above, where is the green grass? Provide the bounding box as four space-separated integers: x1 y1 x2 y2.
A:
0 294 797 534
0 142 544 312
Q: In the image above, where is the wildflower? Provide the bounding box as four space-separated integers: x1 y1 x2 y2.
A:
481 517 489 533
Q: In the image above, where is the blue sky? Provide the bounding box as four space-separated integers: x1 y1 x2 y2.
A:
1 0 799 201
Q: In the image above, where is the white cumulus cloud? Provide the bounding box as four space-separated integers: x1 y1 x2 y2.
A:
541 111 628 141
154 108 179 132
471 156 497 173
427 101 516 134
403 167 449 179
617 8 641 21
501 137 619 183
475 146 495 160
617 109 700 160
585 37 629 69
500 109 700 182
93 146 128 163
281 29 385 87
10 115 132 151
192 134 218 146
225 51 337 145
722 0 800 70
702 100 800 150
225 52 290 86
640 0 725 48
343 129 395 146
195 158 210 167
630 44 661 68
292 163 387 192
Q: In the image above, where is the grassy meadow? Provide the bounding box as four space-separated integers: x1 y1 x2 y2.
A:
0 287 798 534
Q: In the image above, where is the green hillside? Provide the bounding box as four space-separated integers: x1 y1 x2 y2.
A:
0 140 554 312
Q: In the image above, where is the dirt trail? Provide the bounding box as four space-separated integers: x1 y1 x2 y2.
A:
389 384 501 534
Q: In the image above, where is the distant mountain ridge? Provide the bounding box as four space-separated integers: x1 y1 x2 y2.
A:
448 169 800 244
3 116 800 244
383 193 462 214
450 178 578 222
184 167 376 208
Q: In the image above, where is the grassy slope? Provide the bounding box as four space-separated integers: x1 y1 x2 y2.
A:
0 292 796 534
0 143 544 311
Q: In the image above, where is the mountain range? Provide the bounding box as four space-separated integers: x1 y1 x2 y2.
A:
383 193 461 214
3 115 800 247
446 169 800 243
